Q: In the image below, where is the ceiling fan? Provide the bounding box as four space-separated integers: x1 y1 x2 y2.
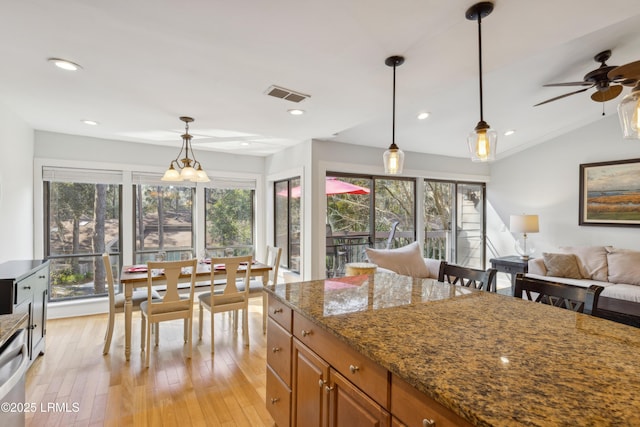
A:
534 50 638 107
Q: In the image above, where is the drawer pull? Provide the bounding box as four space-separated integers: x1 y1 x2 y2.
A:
270 397 280 404
23 286 31 290
423 419 436 427
271 346 281 353
325 385 334 393
318 379 326 388
349 364 359 374
272 308 283 314
301 329 312 337
38 275 46 279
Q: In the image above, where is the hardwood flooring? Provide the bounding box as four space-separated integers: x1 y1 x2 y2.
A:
25 298 276 427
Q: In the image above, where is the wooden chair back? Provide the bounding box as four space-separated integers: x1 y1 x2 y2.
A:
209 255 253 305
438 263 497 292
265 246 282 285
146 258 197 319
514 273 604 315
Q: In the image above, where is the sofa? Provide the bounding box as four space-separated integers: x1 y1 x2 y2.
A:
527 246 640 326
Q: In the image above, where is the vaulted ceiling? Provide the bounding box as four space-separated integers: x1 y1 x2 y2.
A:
1 0 639 159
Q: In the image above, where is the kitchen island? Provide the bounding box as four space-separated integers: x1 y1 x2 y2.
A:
265 272 640 426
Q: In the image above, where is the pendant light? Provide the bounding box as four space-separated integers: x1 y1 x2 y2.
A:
161 116 210 183
383 55 405 175
466 2 497 162
617 82 640 139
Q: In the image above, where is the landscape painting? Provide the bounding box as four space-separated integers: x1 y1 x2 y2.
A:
579 158 640 227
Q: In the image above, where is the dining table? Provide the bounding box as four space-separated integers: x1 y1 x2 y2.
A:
119 260 272 361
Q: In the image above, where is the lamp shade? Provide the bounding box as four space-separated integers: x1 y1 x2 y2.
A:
383 145 404 175
510 214 539 233
617 85 640 139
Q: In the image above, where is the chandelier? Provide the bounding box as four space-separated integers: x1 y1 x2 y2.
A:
161 116 210 182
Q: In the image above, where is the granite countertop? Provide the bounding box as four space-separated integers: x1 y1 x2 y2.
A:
0 312 28 348
266 273 640 426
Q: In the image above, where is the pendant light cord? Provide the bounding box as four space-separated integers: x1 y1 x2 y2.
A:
392 62 397 145
477 13 484 122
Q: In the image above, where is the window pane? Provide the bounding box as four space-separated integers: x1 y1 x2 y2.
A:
424 181 454 261
47 182 120 301
274 178 301 273
134 184 194 262
456 183 484 268
374 178 415 248
205 188 254 256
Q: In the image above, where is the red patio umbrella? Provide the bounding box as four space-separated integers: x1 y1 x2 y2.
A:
278 177 370 198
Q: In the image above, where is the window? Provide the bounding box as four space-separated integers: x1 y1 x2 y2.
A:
44 167 122 301
133 182 194 263
424 180 485 268
205 187 254 257
275 178 301 273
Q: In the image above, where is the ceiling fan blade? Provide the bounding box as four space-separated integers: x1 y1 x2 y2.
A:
543 81 593 87
590 85 623 102
534 86 594 106
608 60 640 81
620 78 639 87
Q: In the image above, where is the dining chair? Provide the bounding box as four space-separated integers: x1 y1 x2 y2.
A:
235 246 282 333
514 273 604 315
140 258 197 368
102 253 161 355
438 262 498 292
198 255 253 353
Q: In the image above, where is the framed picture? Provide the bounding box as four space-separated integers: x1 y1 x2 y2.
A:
579 158 640 227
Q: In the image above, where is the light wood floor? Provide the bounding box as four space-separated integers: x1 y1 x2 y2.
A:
25 298 276 427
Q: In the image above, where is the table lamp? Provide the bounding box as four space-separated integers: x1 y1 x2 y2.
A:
510 214 539 260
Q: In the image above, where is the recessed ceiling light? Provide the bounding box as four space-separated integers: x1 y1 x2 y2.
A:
288 109 305 116
48 58 82 71
240 142 251 146
504 129 516 136
417 112 430 120
82 119 99 126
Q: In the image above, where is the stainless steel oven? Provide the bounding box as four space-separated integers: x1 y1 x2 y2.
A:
0 329 28 427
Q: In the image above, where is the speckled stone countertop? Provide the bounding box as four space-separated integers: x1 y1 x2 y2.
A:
0 312 28 348
266 273 640 426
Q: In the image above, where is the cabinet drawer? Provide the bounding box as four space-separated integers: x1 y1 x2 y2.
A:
293 311 389 409
268 296 292 332
267 317 292 385
266 365 292 427
391 374 473 427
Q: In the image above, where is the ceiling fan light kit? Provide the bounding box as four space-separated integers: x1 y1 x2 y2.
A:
161 116 210 183
466 1 497 162
383 55 405 174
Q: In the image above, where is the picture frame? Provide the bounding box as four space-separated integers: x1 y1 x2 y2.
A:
579 158 640 227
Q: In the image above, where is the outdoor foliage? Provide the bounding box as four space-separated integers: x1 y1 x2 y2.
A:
206 188 254 248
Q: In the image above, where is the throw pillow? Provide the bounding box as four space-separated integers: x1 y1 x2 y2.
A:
542 252 582 279
559 246 610 281
365 241 432 278
606 249 640 286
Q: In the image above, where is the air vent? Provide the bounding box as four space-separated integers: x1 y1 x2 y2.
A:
265 85 310 103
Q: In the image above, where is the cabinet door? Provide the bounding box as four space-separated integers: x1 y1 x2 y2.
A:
328 368 390 427
292 339 330 427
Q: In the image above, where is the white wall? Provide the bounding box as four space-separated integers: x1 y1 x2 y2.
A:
488 114 640 258
0 102 34 262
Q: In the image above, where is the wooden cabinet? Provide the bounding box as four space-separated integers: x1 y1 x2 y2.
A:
391 375 473 427
268 294 470 427
0 260 49 367
266 297 293 427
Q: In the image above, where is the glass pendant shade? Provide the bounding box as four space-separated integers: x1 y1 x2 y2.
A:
180 166 197 181
467 121 497 162
617 85 640 139
161 165 182 181
383 144 405 175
